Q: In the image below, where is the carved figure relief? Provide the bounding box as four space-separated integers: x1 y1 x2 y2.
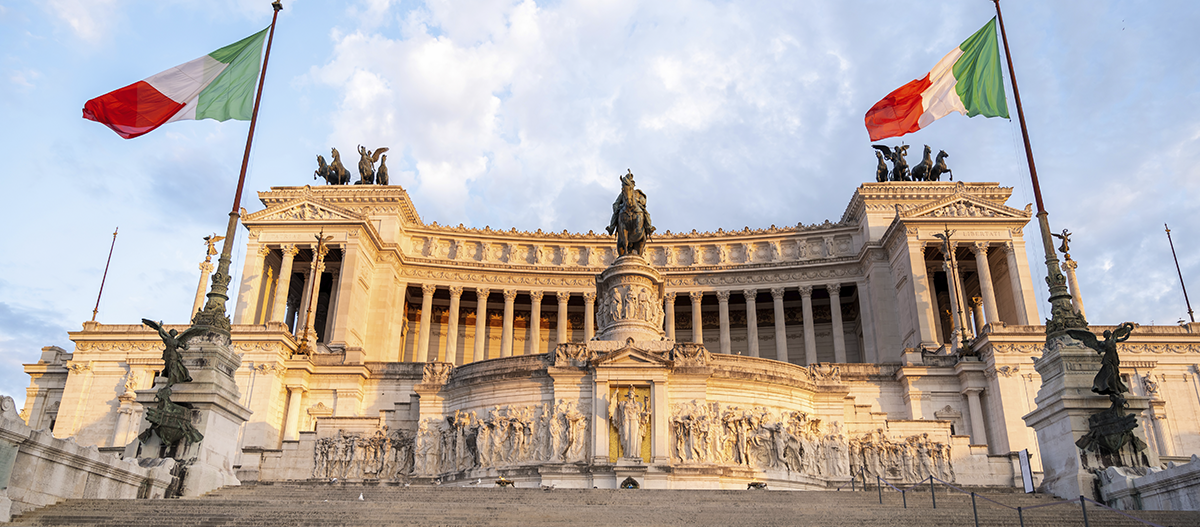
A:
596 284 665 330
848 429 954 483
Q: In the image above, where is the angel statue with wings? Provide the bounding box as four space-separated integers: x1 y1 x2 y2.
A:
356 145 390 185
142 319 204 387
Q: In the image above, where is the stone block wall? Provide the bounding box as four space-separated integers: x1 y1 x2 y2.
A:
1100 455 1200 511
0 396 175 521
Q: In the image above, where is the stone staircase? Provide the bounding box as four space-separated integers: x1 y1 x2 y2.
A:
10 481 1200 526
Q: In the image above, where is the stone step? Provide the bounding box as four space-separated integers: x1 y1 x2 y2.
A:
10 486 1199 527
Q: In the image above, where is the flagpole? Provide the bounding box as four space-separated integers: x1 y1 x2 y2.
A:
1165 224 1195 323
992 0 1086 335
91 227 119 322
193 0 283 331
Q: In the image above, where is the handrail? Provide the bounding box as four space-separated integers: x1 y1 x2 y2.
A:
841 473 1169 527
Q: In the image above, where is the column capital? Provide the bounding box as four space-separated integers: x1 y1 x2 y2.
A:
556 291 571 303
770 287 786 300
583 291 596 302
448 285 464 298
798 285 813 297
281 244 299 257
715 290 731 302
199 261 214 273
1062 259 1078 271
689 291 704 302
530 290 544 302
421 283 437 295
503 289 518 301
971 296 983 307
257 245 272 258
663 291 676 300
970 241 990 254
476 287 490 298
826 283 841 297
742 288 757 300
961 387 984 396
1003 240 1015 252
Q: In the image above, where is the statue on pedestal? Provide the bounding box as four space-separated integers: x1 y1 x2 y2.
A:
605 170 655 257
141 319 202 387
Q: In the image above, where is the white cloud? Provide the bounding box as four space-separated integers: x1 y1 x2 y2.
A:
43 0 118 43
9 68 41 90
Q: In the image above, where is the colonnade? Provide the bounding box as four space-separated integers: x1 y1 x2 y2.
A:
921 241 1033 348
406 282 871 367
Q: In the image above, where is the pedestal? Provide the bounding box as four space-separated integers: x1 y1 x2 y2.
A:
134 329 251 497
594 255 666 343
1023 333 1158 499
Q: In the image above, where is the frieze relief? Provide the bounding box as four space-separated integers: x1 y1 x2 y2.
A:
596 284 665 331
314 402 594 479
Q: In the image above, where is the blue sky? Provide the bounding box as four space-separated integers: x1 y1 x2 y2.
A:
1 0 1197 409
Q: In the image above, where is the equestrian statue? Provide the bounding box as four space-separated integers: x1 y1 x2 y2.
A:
605 170 656 257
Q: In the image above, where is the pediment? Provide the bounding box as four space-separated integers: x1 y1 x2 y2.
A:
246 199 364 223
903 192 1030 220
593 345 672 367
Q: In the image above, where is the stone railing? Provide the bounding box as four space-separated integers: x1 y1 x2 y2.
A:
0 395 175 521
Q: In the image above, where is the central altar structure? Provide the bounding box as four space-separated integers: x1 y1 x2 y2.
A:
20 176 1200 492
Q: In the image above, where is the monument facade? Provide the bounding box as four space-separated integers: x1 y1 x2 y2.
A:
19 177 1200 491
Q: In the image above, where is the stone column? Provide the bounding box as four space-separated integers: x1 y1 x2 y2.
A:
388 281 409 362
1003 242 1033 325
501 289 516 357
236 245 272 324
299 244 329 350
963 388 987 445
556 291 570 345
663 292 676 340
445 286 463 364
282 385 305 441
473 288 490 362
583 292 596 341
970 242 1000 326
527 291 543 356
800 286 817 365
855 279 879 363
771 287 788 362
270 245 298 323
192 259 215 317
906 239 940 347
970 297 985 338
1063 259 1086 319
744 289 760 358
928 266 947 344
689 291 704 344
828 283 846 363
415 284 436 362
943 261 964 349
716 291 732 354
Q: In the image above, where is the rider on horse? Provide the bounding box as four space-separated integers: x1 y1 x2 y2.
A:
606 170 656 256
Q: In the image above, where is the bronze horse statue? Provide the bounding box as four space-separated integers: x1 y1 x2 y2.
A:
329 148 352 184
606 170 654 257
314 154 350 185
929 150 952 181
875 151 888 182
910 145 933 181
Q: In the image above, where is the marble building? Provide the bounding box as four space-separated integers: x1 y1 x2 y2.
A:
20 180 1200 490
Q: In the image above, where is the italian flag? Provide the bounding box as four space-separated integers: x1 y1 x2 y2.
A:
865 17 1009 141
83 28 269 139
